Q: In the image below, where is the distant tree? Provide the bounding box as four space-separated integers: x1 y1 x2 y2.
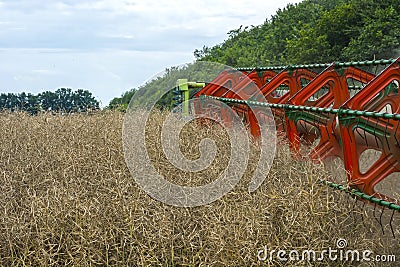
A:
0 88 99 114
41 88 99 113
107 89 136 111
39 91 58 111
72 89 100 112
24 93 40 115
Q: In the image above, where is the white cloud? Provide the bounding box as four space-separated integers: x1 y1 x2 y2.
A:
0 0 302 51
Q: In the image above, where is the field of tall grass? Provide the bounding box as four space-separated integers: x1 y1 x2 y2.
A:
0 111 399 266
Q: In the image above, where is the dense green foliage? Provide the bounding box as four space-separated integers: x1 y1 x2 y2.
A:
0 88 99 114
195 0 400 66
110 0 400 109
107 89 136 112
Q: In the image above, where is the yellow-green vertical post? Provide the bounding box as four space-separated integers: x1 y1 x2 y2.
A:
177 79 189 115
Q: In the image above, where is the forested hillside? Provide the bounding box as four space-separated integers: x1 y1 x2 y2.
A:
195 0 400 66
109 0 400 108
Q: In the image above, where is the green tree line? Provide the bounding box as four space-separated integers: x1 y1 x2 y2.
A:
195 0 400 66
0 88 99 114
109 0 400 109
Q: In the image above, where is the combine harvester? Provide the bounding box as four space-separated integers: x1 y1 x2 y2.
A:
174 58 400 233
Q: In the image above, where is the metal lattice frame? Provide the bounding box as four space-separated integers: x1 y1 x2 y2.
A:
193 58 400 208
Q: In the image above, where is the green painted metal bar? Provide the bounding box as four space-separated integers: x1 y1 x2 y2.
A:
177 79 189 115
237 66 287 71
290 63 331 69
187 82 206 88
236 59 396 72
335 59 395 67
177 79 206 115
200 95 400 120
319 179 400 211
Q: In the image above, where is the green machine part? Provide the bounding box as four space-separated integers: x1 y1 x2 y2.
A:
177 79 205 115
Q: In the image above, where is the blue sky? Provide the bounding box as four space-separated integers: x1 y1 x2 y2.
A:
0 0 302 107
